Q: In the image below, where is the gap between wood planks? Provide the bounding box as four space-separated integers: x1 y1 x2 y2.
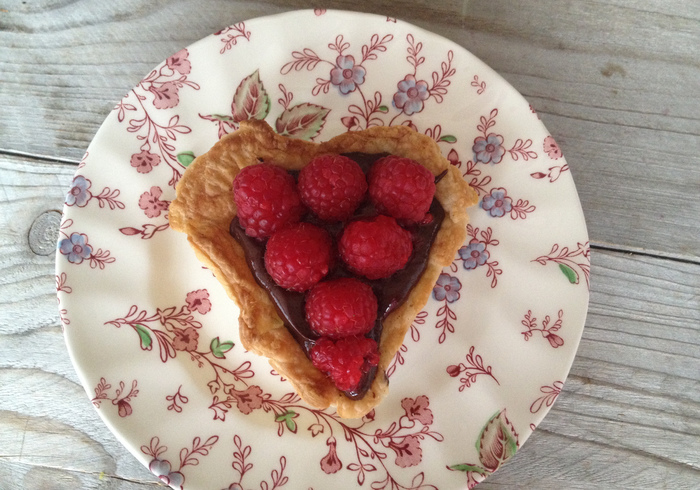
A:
3 148 698 266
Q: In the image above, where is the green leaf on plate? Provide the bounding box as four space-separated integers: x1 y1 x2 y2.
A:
449 464 488 475
177 151 196 167
275 410 298 433
477 410 518 472
210 336 234 359
440 135 457 143
559 264 578 284
378 105 389 113
134 324 152 350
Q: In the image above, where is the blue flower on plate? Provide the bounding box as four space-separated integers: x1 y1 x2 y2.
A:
65 175 92 207
58 233 92 264
481 188 512 218
433 273 461 303
459 241 490 269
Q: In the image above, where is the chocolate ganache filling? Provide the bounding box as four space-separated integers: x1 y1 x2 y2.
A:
229 153 445 399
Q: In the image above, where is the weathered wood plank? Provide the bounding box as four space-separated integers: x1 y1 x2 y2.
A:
1 154 698 488
1 0 699 257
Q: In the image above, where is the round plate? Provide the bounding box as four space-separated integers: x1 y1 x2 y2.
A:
56 9 589 490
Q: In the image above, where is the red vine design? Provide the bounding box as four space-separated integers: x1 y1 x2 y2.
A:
118 49 199 187
508 138 538 161
57 219 115 269
471 74 486 94
142 435 219 489
56 273 72 329
481 187 536 220
226 434 288 490
64 175 125 210
449 149 492 197
56 273 72 296
435 298 457 344
446 346 499 390
206 370 443 490
532 242 591 289
452 225 502 288
531 164 571 182
254 395 442 488
521 310 565 348
387 310 427 378
530 381 564 413
119 222 170 240
166 385 189 413
217 23 252 54
91 378 139 417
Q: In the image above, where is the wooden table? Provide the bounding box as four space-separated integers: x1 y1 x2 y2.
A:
1 1 698 488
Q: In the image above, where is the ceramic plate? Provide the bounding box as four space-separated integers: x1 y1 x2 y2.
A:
56 9 589 489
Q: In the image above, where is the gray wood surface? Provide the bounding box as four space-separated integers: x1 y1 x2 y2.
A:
1 0 699 489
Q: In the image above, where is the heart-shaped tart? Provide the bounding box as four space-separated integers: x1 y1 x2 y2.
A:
169 120 477 418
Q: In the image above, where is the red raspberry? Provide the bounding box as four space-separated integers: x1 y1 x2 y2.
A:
305 278 378 338
298 154 368 221
264 223 332 292
369 156 436 222
311 335 380 392
233 163 304 239
338 215 413 280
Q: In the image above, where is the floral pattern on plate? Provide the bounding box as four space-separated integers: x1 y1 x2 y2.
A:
57 9 589 489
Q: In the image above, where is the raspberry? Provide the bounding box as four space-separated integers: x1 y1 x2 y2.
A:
298 154 368 221
264 223 332 292
233 163 304 239
369 156 436 222
339 215 413 280
305 278 378 338
311 335 380 392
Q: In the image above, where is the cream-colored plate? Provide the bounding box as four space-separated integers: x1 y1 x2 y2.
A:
57 9 589 489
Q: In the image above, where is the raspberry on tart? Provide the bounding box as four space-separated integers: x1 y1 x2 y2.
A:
369 155 436 223
264 222 332 292
310 336 380 393
298 154 368 222
233 162 304 239
305 278 378 338
338 215 413 280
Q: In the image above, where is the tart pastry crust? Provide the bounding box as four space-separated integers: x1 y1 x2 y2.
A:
169 120 478 418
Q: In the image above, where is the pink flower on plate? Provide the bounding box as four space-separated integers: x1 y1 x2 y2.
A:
393 75 429 115
231 385 264 415
473 133 505 164
392 434 422 468
546 333 565 348
138 186 169 218
172 327 199 352
151 81 180 109
186 289 212 314
166 48 191 75
65 175 92 207
130 150 161 174
320 436 342 474
543 135 562 159
330 55 366 94
401 395 434 425
116 399 133 417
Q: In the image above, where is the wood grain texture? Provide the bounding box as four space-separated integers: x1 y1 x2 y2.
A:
1 0 699 256
1 0 700 488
